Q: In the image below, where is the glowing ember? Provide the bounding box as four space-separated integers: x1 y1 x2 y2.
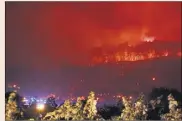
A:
136 82 140 86
163 51 169 56
177 52 181 57
152 77 156 81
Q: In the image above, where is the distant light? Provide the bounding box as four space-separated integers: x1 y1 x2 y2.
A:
117 95 121 98
13 85 16 88
129 96 132 99
81 96 85 100
23 99 28 102
36 103 45 110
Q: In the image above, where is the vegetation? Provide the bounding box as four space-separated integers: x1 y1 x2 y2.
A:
5 87 182 120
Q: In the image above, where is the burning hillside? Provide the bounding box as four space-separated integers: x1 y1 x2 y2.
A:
89 41 181 65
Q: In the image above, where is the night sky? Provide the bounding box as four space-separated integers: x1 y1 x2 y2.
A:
5 2 181 97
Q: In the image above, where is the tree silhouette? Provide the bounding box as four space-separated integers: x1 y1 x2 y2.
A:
148 87 182 118
98 104 121 120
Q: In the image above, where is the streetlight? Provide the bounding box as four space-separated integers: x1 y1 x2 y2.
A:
36 103 45 110
36 103 45 120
